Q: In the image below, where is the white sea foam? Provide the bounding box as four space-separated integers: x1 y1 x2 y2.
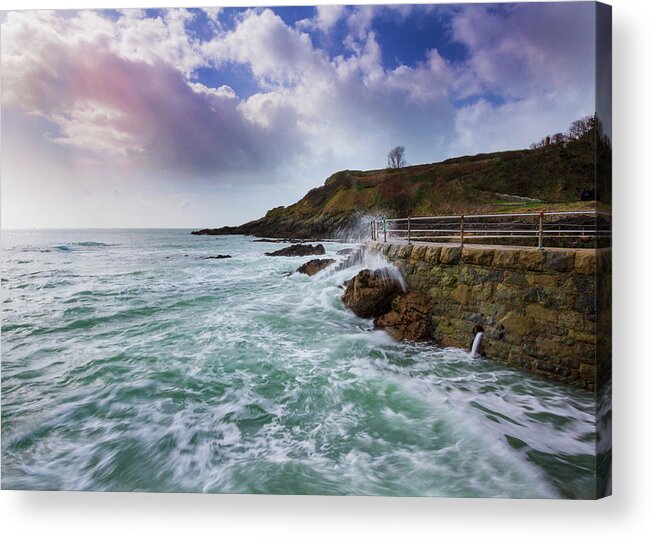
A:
1 231 598 498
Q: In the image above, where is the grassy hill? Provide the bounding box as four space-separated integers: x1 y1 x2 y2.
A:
196 137 600 239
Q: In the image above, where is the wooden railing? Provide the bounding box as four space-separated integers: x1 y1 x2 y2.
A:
371 211 611 249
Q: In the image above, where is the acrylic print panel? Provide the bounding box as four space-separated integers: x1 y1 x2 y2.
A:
0 2 611 498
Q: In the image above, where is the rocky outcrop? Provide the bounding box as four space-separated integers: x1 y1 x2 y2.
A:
341 268 403 318
296 258 335 276
265 244 326 257
374 292 432 341
202 255 232 259
191 228 220 236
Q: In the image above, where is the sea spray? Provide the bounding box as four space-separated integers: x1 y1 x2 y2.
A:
333 212 387 242
321 245 406 292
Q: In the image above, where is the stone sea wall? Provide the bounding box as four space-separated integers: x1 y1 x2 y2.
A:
367 241 609 391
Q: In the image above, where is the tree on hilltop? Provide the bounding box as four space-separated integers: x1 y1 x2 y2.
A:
387 145 406 169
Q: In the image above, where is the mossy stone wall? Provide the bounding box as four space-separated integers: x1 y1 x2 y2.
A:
367 241 608 390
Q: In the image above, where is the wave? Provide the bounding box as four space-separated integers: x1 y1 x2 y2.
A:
52 241 115 252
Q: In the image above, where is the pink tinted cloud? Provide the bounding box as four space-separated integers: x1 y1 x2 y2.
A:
1 11 302 177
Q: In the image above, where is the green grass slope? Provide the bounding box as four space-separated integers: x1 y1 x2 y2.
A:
198 137 600 238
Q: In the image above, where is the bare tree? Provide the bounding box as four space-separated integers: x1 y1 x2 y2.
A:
567 115 597 140
387 145 406 169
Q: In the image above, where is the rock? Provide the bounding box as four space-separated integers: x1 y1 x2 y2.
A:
265 244 326 257
202 254 232 259
253 238 290 243
374 291 432 341
191 229 219 235
341 268 403 318
336 248 353 255
296 258 336 276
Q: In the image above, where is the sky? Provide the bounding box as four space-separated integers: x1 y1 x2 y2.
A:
1 2 598 229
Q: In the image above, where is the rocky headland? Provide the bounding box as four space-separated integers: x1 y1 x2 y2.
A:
190 135 601 240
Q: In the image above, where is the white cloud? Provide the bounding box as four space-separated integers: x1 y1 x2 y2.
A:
451 3 595 100
1 4 597 228
297 5 346 33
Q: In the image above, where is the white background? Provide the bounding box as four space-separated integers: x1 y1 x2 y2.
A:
1 0 649 537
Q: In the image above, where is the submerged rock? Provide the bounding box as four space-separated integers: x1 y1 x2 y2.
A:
265 244 325 257
296 258 335 276
341 268 403 318
202 255 232 259
336 248 353 255
374 291 432 341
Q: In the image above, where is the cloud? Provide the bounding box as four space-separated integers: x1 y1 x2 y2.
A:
1 9 307 177
297 5 346 34
203 9 328 87
451 2 595 100
1 4 597 228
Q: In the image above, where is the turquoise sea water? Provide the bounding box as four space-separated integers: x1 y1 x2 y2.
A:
1 230 596 497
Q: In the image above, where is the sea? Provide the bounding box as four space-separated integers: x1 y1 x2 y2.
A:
1 229 597 498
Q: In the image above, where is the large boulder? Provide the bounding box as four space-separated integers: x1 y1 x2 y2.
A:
341 268 403 318
296 258 336 276
265 244 326 257
374 291 432 341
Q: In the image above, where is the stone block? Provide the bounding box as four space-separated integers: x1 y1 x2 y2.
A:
558 310 586 329
504 272 530 287
450 284 470 305
494 283 521 302
462 247 495 266
533 337 564 359
472 283 494 301
424 246 441 265
440 245 462 264
492 249 520 269
545 250 575 272
525 304 557 322
518 249 545 271
439 272 458 288
568 327 597 344
410 245 429 262
499 311 533 337
533 274 559 287
574 250 597 274
579 363 596 381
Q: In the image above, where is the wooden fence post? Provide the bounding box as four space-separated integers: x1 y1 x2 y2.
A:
407 216 411 244
383 219 387 243
538 211 544 250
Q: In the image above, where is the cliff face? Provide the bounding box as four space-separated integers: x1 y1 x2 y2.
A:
194 139 598 238
367 241 608 391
